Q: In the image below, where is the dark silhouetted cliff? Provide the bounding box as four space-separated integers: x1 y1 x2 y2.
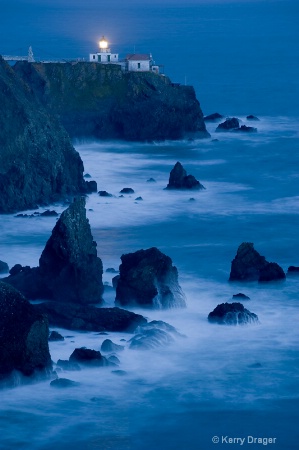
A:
14 61 209 141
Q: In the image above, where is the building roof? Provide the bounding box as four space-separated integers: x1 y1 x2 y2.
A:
126 54 151 61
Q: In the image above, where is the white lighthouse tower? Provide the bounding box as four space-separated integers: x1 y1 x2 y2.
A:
89 36 119 63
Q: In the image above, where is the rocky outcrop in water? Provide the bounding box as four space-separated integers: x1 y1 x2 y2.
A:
33 302 146 332
204 112 224 121
0 260 9 273
287 266 299 275
166 162 205 190
69 348 110 367
3 198 104 304
229 242 285 282
208 302 259 325
247 115 260 121
14 61 209 141
0 56 88 214
0 281 52 386
115 247 186 308
216 117 240 131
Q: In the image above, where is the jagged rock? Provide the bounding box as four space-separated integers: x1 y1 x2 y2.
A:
0 281 52 385
229 242 286 282
247 115 260 121
69 348 109 367
48 331 64 342
4 198 104 304
0 260 9 273
50 378 79 388
166 162 205 190
120 188 135 194
0 57 88 214
101 339 124 353
33 301 146 332
56 360 81 371
232 293 250 300
9 264 23 276
208 302 259 325
115 247 186 309
98 190 113 197
204 112 224 121
287 266 299 274
14 62 209 141
234 125 257 133
216 117 240 132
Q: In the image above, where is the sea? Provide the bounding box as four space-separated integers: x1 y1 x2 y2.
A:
0 1 299 449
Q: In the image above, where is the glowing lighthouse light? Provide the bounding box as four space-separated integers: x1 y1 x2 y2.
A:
99 36 108 50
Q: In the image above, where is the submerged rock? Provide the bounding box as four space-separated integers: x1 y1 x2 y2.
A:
129 328 174 350
234 125 257 133
216 117 240 132
56 360 81 371
33 302 146 332
232 293 250 300
208 302 259 325
50 378 79 388
115 247 186 309
229 242 285 282
0 260 9 274
247 115 260 121
166 162 205 190
120 188 135 194
0 281 52 385
98 190 113 197
204 112 224 121
287 266 299 275
4 198 104 304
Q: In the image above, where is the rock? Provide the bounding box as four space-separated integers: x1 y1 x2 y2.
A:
84 173 92 178
287 266 299 274
106 268 118 273
115 247 186 309
40 210 59 217
14 61 209 141
216 117 240 132
111 370 127 376
189 198 196 202
56 360 81 371
135 196 143 201
50 378 79 388
48 331 64 342
234 125 257 133
208 302 259 325
0 57 88 214
204 112 224 121
166 162 205 190
129 328 174 350
101 339 124 353
120 188 135 194
147 178 156 183
4 198 104 304
0 281 52 384
108 355 120 365
259 262 286 282
98 190 113 197
0 260 9 274
85 180 98 193
69 348 109 367
33 302 147 332
247 115 260 121
229 242 286 282
232 293 250 300
112 275 120 289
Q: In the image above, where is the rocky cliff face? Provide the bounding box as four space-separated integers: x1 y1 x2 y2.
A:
14 62 209 141
0 56 87 213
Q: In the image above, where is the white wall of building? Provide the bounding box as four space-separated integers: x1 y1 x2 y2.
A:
89 53 119 63
127 60 150 72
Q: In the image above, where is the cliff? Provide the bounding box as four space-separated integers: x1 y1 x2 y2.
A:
0 56 87 213
14 62 209 141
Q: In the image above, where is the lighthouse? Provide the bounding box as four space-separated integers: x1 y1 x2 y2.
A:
89 36 119 63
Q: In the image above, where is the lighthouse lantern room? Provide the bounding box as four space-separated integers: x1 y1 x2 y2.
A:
89 36 119 63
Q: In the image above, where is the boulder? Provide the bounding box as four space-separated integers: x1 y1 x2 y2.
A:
287 266 299 274
69 348 109 367
115 247 186 308
0 260 9 274
120 188 135 194
166 162 205 190
101 339 124 353
229 242 286 282
85 180 97 193
204 112 224 121
0 281 52 385
216 117 240 132
98 190 113 197
234 125 257 133
247 115 260 121
48 331 64 342
4 198 104 304
33 301 147 332
208 302 259 325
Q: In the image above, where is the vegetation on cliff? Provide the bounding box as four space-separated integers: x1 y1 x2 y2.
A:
14 61 209 141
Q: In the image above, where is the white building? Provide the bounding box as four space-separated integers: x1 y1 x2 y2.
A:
89 36 119 64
